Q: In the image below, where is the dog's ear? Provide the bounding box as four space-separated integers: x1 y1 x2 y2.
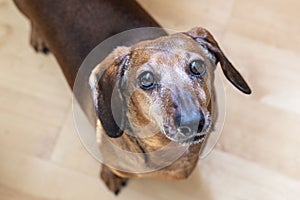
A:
89 47 130 138
185 27 251 94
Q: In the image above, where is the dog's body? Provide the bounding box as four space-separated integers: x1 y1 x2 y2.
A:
13 1 251 195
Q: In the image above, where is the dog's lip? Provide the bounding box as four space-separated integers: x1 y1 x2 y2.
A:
176 132 208 145
162 128 210 146
183 132 207 140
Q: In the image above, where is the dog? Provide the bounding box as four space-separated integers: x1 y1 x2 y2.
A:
13 0 251 195
89 27 251 194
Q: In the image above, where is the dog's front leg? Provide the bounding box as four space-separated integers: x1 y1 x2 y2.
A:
30 22 49 54
100 164 128 195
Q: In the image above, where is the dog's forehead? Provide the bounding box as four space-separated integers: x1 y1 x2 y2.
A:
131 33 199 53
129 33 213 69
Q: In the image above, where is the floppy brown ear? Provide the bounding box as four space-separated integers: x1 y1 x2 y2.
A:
185 27 251 94
89 47 130 138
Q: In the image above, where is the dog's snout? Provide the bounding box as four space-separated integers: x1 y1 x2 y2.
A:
175 111 205 136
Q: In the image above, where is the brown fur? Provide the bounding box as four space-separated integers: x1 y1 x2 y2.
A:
90 27 251 194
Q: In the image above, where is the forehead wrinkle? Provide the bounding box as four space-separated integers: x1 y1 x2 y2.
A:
130 48 151 68
156 51 182 67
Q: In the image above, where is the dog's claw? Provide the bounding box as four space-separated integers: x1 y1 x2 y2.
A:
114 189 120 195
42 46 49 54
121 180 127 186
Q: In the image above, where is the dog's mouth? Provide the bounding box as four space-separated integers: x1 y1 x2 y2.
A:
162 112 212 146
176 132 208 146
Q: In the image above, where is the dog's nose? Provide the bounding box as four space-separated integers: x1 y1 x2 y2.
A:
175 111 205 136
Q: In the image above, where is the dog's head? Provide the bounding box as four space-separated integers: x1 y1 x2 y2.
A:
89 27 251 146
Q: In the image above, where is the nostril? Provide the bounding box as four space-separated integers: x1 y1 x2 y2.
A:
177 126 192 136
197 113 205 132
174 114 181 127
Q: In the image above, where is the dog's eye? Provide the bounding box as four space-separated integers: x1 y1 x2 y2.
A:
189 59 206 77
138 71 155 90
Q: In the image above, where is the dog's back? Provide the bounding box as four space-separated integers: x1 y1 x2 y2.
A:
13 0 161 87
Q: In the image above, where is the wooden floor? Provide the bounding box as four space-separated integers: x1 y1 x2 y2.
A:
1 0 300 199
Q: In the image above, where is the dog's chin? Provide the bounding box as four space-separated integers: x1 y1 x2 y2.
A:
177 132 207 146
163 123 212 146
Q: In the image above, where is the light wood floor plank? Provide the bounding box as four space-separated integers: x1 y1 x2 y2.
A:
1 0 300 199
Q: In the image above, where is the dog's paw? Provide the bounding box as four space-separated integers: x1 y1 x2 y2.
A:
30 23 49 54
100 165 128 195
